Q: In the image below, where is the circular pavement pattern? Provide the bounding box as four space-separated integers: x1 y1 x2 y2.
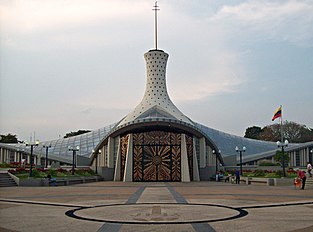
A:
66 203 248 224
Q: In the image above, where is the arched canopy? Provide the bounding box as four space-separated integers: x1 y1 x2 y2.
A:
92 118 223 163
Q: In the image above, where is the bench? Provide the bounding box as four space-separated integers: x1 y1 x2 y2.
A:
244 177 268 185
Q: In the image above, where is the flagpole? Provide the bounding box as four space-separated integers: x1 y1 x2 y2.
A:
280 105 283 143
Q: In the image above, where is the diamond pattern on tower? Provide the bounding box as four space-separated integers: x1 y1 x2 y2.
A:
117 50 194 127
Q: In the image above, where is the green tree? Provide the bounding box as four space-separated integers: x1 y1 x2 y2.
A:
274 150 290 168
64 130 91 138
257 125 281 142
244 126 262 139
0 133 19 143
244 121 313 143
301 127 313 142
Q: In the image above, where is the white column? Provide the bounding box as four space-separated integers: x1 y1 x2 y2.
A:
199 137 206 168
100 145 105 167
181 134 190 182
193 137 200 181
0 148 3 163
123 134 133 182
107 136 115 168
113 136 121 181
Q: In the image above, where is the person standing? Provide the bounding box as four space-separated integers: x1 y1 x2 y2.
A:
297 169 307 190
307 162 312 177
235 169 240 184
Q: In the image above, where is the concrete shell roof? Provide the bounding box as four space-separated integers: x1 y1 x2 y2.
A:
1 120 291 164
0 124 116 164
195 123 280 157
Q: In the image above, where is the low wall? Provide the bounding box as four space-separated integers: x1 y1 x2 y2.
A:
241 177 294 186
92 167 114 181
200 167 215 181
8 172 49 186
224 166 293 172
8 172 101 186
53 176 101 186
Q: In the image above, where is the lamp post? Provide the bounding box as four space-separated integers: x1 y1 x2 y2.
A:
43 145 51 168
309 149 313 164
24 140 40 177
235 146 246 175
92 149 101 174
212 149 221 175
277 140 289 177
69 146 79 175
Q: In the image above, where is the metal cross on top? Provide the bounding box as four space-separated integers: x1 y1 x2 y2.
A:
152 1 160 50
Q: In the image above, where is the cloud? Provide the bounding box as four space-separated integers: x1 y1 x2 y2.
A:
1 0 149 34
80 108 92 114
0 0 151 51
169 50 247 102
211 0 313 46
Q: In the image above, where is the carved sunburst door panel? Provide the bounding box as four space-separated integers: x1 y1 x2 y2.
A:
120 134 129 181
132 131 182 182
133 133 144 145
171 145 181 181
156 145 171 181
133 145 143 181
186 135 193 181
171 133 181 145
142 145 171 181
143 146 157 181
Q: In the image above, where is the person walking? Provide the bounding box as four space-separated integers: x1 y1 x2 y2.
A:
235 169 240 184
297 169 307 190
307 162 312 177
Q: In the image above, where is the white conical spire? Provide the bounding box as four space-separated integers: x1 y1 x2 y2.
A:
117 2 194 128
117 49 194 127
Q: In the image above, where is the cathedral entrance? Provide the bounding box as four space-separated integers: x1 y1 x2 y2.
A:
133 131 193 181
119 130 193 182
133 131 181 181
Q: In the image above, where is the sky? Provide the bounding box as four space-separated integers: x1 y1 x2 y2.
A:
0 0 312 142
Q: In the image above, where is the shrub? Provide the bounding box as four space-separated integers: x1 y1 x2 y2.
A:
56 172 68 177
47 169 57 176
287 169 297 174
57 168 68 173
254 169 265 177
9 162 21 168
275 170 284 177
0 163 11 168
259 161 280 166
74 168 95 176
31 169 46 178
9 167 27 175
264 173 280 178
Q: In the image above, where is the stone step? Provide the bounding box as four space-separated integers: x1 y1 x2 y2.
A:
305 177 313 189
0 173 17 187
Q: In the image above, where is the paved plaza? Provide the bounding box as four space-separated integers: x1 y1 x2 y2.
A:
0 181 313 232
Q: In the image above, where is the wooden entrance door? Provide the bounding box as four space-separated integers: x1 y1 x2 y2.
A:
133 131 181 181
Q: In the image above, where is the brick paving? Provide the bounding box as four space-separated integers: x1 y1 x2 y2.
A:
0 181 312 232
